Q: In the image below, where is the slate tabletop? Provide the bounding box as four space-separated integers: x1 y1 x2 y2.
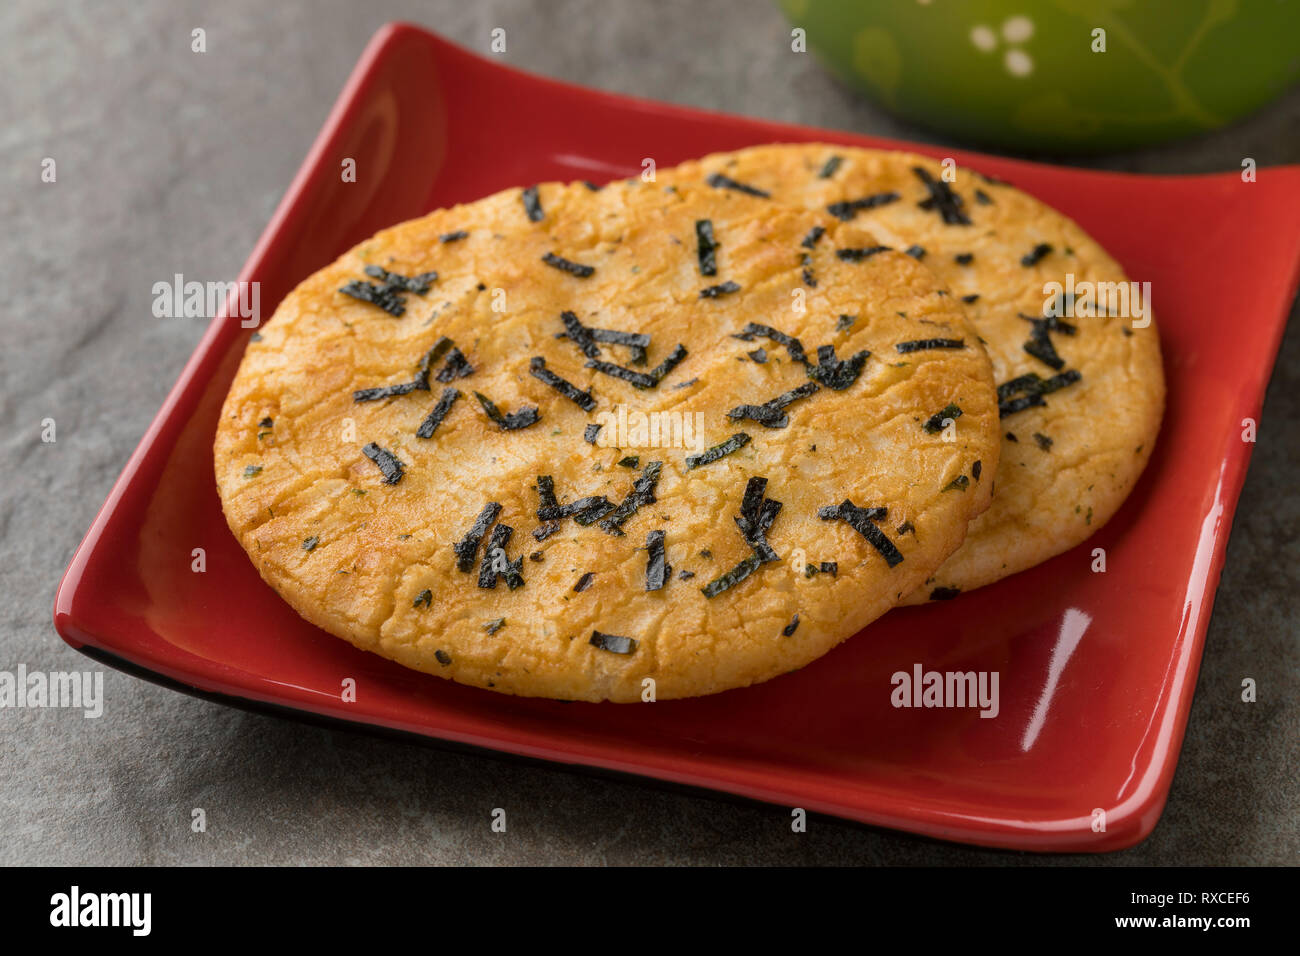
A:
2 0 1296 866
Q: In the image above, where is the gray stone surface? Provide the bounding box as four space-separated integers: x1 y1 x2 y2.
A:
2 0 1296 865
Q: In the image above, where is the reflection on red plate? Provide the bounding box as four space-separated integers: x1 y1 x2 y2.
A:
53 23 1300 851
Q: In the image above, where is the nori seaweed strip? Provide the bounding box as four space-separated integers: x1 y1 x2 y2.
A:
930 587 961 601
361 443 404 484
836 314 856 332
532 523 560 542
801 253 816 288
587 327 650 364
800 225 825 249
454 502 501 572
706 172 770 198
700 281 741 298
434 348 474 382
537 493 609 521
439 230 468 242
541 252 594 277
782 615 800 637
434 650 451 666
647 343 688 383
572 498 617 526
618 455 640 468
726 403 787 428
732 322 807 364
1020 243 1053 267
943 475 971 492
584 359 657 389
973 460 983 480
413 589 432 609
807 344 869 390
1020 313 1077 371
589 630 637 655
747 348 768 364
905 244 926 259
521 185 544 222
681 431 754 468
820 561 837 576
339 280 406 316
583 423 602 444
416 336 455 379
599 461 663 534
560 310 601 358
895 338 965 353
645 530 670 591
827 192 900 221
912 166 971 226
696 219 718 276
818 155 842 179
363 264 438 294
415 387 461 438
836 245 893 262
700 554 761 598
353 380 425 402
999 393 1045 417
473 391 541 430
727 381 820 428
923 403 963 433
574 572 595 593
954 253 974 265
818 499 903 567
1033 432 1054 451
974 189 993 205
734 477 782 563
536 475 559 514
962 294 980 304
529 356 596 411
997 367 1082 417
477 524 525 589
484 618 506 634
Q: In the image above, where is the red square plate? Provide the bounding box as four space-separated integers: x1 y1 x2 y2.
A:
54 23 1300 852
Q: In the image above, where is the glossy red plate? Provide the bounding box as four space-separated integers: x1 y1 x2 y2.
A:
54 23 1300 851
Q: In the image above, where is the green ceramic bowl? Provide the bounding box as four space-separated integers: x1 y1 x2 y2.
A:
779 0 1300 152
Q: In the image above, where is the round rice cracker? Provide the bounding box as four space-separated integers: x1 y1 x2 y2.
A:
215 177 1001 701
663 145 1165 603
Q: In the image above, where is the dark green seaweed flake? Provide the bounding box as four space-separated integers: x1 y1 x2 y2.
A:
302 536 319 552
706 172 770 198
589 630 637 654
645 530 670 591
541 252 594 277
685 432 752 469
529 356 596 411
819 500 902 567
699 280 741 298
913 166 970 225
1020 243 1053 267
521 185 544 222
923 403 963 433
827 192 900 221
416 387 461 439
895 338 965 353
818 155 842 179
361 443 404 484
930 587 961 601
782 614 800 637
413 589 432 609
454 501 502 572
473 391 541 430
695 219 718 276
836 245 892 262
